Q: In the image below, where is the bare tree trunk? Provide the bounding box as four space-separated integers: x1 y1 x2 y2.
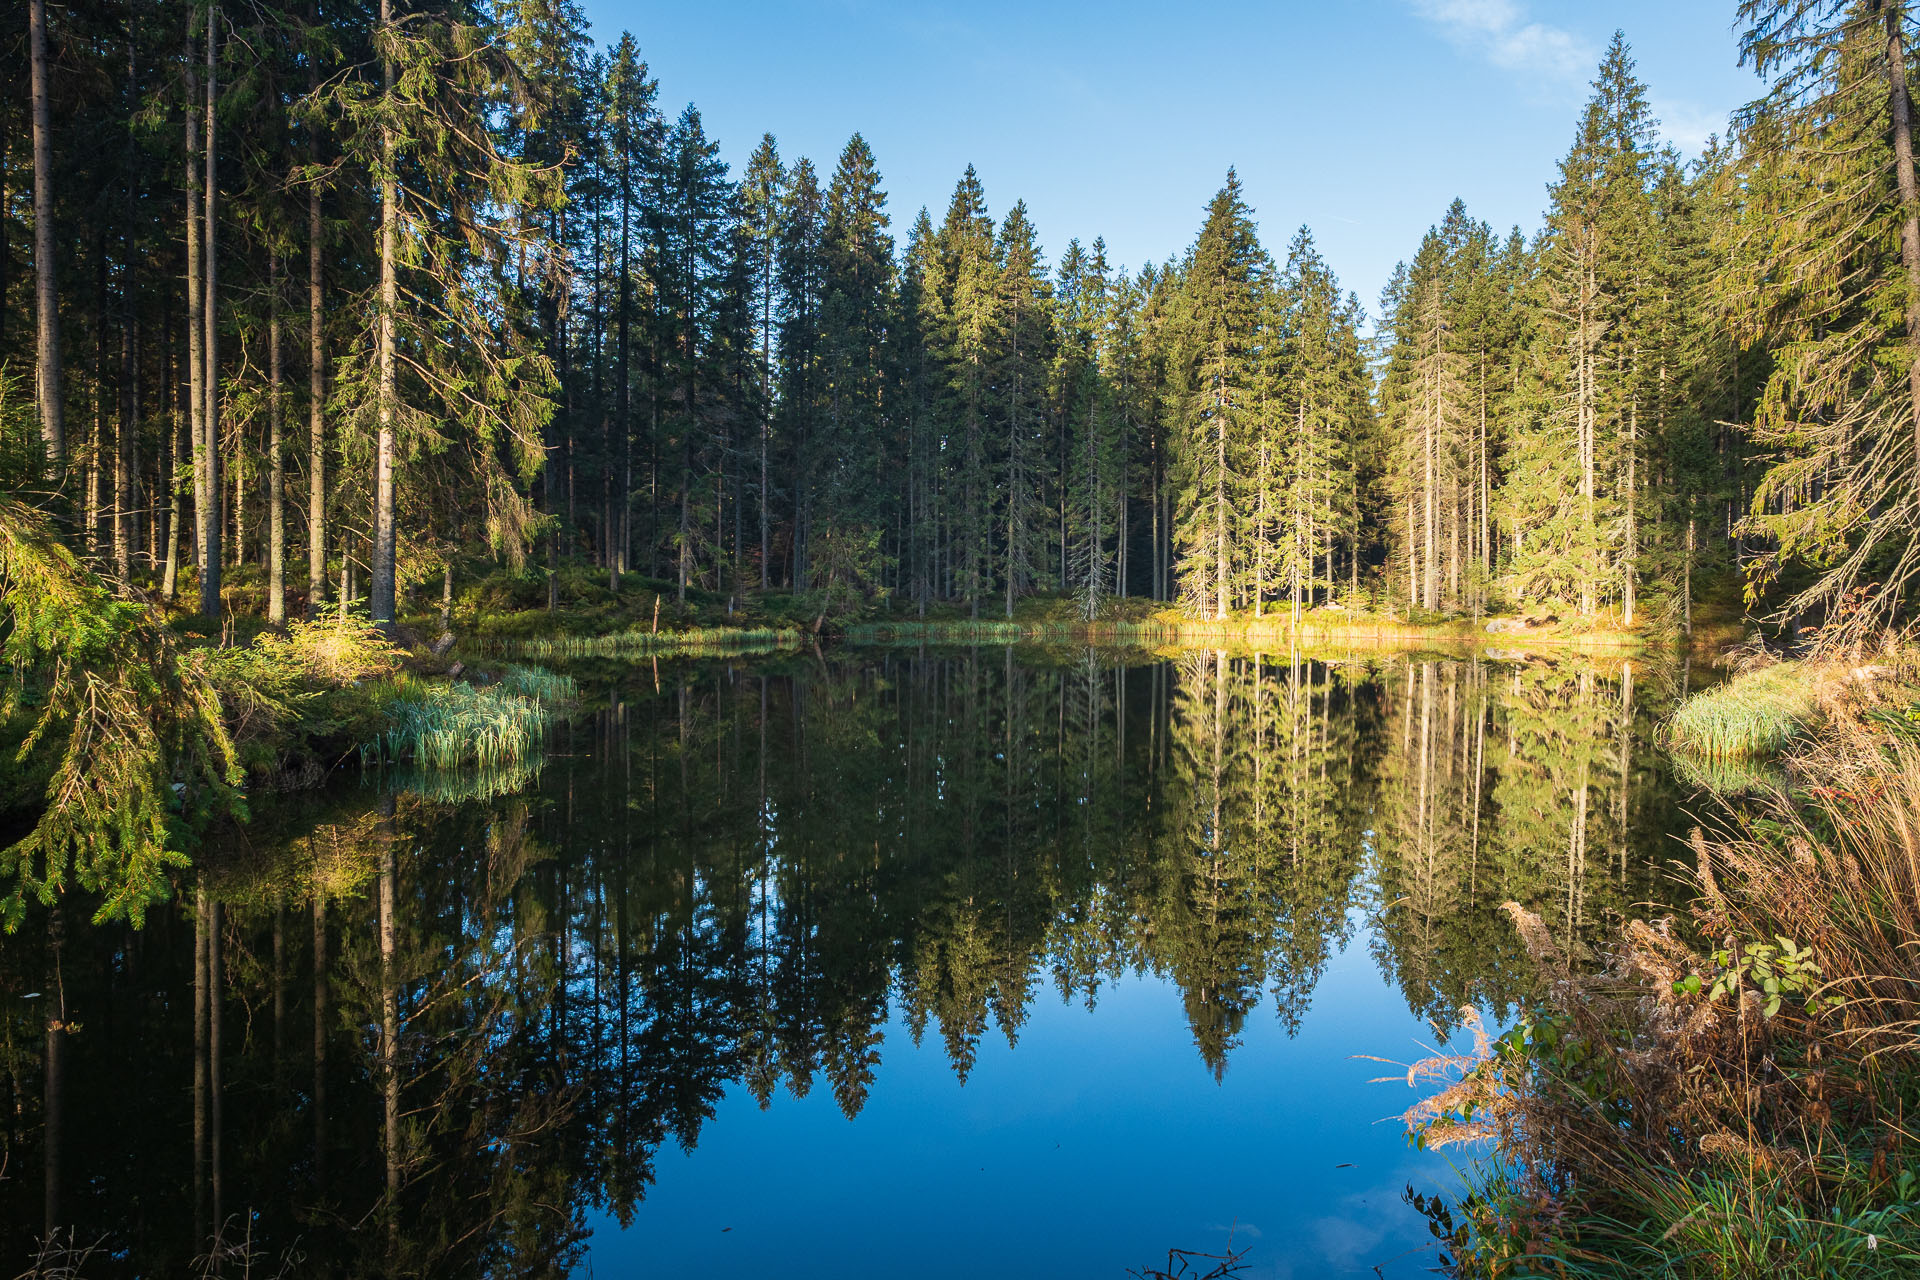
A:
1424 351 1438 613
29 0 63 475
307 15 326 617
199 7 223 622
1683 512 1695 639
1623 392 1637 627
87 243 105 553
268 249 286 625
116 305 137 582
370 0 398 630
184 11 206 603
162 305 184 599
1214 408 1228 620
618 150 634 582
1886 2 1920 477
1579 246 1596 617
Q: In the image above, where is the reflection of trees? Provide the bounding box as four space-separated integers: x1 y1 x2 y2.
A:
0 649 1688 1273
1368 656 1680 1027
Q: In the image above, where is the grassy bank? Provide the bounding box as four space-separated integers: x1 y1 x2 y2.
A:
1412 650 1920 1277
1666 651 1915 761
1667 661 1821 758
849 602 1645 652
517 624 804 659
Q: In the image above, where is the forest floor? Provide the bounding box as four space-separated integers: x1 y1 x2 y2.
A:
1419 645 1920 1277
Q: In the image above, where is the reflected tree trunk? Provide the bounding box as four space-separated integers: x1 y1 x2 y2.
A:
210 898 223 1231
312 890 327 1190
380 799 400 1258
41 908 63 1241
192 881 208 1246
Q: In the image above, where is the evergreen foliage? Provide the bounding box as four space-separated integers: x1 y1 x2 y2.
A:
6 5 1920 831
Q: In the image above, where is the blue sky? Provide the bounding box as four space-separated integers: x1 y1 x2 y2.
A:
578 0 1760 319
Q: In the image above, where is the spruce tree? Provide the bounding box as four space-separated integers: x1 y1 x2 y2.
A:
1166 171 1265 619
776 157 826 589
933 166 998 615
992 200 1054 616
1730 0 1920 635
742 134 783 590
820 135 895 549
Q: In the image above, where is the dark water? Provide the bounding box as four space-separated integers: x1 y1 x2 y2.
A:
0 646 1697 1277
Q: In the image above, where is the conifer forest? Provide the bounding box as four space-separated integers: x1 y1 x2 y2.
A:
13 3 1920 1278
7 2 1914 638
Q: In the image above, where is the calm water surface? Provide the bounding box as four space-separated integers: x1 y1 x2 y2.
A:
0 646 1697 1277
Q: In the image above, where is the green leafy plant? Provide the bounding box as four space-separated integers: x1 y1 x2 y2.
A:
1677 936 1844 1019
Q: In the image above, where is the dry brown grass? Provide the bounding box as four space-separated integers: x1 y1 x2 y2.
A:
1403 680 1920 1274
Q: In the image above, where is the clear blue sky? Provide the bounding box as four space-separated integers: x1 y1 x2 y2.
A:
577 0 1759 320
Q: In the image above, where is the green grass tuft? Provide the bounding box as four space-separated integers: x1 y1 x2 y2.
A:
366 666 574 773
1667 662 1817 759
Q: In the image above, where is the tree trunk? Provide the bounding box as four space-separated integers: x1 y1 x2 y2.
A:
1683 511 1695 639
268 249 286 625
184 11 206 604
29 0 63 476
370 0 398 630
199 8 222 622
162 303 184 599
1886 2 1920 477
307 21 327 618
116 305 137 582
1214 408 1228 620
1623 392 1637 628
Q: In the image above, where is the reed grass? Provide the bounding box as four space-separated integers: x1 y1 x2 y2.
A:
1667 661 1817 758
518 625 802 659
499 663 578 703
384 758 546 805
365 666 574 772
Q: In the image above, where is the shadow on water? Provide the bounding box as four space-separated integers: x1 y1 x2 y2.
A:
0 646 1701 1277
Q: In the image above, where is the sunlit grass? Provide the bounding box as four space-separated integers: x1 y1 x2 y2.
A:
847 619 1170 645
848 613 1642 651
519 626 802 658
1667 662 1816 759
365 666 575 772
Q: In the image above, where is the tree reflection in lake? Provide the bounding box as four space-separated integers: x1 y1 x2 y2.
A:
0 647 1690 1276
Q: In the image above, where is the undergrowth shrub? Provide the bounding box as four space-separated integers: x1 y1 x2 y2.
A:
1405 721 1920 1277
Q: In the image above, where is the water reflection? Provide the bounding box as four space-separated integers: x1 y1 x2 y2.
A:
0 648 1688 1276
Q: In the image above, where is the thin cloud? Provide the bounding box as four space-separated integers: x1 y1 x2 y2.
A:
1652 97 1729 156
1409 0 1594 90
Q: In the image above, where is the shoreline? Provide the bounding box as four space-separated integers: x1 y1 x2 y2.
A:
843 614 1647 654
